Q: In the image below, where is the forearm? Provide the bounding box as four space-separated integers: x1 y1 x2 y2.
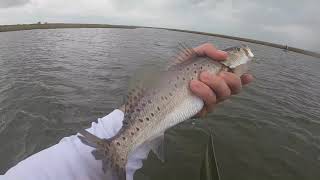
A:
2 109 124 180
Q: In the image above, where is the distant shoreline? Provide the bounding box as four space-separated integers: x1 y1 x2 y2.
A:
0 23 319 58
151 27 320 58
0 23 138 32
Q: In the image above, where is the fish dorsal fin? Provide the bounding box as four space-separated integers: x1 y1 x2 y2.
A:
167 43 198 70
124 84 145 117
123 84 146 128
122 66 164 126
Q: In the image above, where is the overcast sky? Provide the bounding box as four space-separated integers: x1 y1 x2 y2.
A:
0 0 318 52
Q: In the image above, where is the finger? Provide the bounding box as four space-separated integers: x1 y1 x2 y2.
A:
241 74 254 85
219 72 242 94
199 71 231 102
193 43 228 61
190 80 217 111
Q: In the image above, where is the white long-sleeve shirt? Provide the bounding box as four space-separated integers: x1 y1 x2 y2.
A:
1 109 149 180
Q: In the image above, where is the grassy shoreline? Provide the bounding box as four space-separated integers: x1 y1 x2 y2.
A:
0 23 319 58
0 23 138 32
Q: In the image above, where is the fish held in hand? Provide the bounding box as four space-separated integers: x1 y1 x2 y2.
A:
78 44 254 180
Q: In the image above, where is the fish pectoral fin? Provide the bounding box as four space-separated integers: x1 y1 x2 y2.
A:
150 134 165 162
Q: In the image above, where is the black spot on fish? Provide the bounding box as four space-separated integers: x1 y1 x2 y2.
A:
169 93 173 96
187 68 190 70
139 119 143 122
131 132 134 135
157 107 160 111
148 100 152 104
194 70 197 73
136 108 140 112
194 63 197 66
122 137 126 140
117 142 120 146
201 66 203 69
183 77 185 80
165 96 168 100
136 127 140 131
151 113 154 117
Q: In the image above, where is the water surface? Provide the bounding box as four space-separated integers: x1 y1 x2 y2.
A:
0 28 319 180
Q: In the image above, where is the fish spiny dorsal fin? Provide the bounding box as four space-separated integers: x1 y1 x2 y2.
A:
167 42 198 70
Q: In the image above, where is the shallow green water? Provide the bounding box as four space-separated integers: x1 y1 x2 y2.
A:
0 28 319 180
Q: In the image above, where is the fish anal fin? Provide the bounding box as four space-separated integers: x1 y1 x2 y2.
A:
150 134 165 162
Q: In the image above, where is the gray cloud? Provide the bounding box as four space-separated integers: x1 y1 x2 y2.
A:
0 0 318 51
0 0 30 8
229 0 319 50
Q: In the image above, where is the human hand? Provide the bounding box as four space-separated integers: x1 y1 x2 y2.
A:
190 43 254 117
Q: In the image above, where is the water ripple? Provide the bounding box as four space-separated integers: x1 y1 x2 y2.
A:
0 28 319 179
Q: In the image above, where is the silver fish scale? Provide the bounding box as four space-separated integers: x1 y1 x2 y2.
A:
111 57 223 165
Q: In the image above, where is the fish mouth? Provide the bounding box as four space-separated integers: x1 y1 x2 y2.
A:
240 44 254 58
248 50 254 58
245 46 254 58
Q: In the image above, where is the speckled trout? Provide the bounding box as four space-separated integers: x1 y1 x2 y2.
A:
78 44 254 180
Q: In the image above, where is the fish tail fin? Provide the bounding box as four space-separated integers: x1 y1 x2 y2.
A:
78 129 104 148
78 129 127 180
